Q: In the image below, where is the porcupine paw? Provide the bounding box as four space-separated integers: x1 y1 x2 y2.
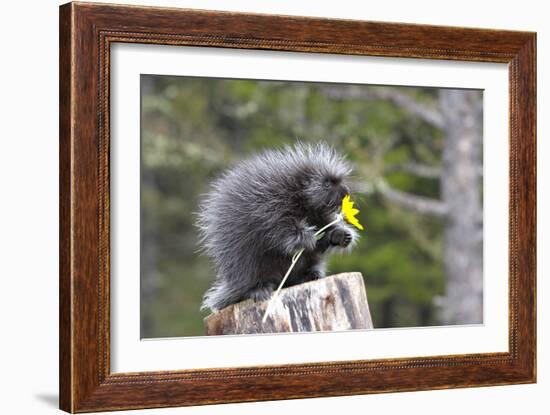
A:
330 228 353 247
342 231 353 247
296 219 317 251
248 285 275 303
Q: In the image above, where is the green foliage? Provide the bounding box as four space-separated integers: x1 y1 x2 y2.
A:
140 75 446 337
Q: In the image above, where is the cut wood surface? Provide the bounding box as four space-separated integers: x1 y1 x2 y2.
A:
204 272 373 335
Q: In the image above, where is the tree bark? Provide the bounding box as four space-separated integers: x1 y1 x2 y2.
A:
438 89 483 324
204 273 373 335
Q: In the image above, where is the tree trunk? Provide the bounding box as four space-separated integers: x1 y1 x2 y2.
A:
438 89 483 324
204 272 373 335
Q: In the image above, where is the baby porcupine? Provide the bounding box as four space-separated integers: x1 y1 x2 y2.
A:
197 142 359 312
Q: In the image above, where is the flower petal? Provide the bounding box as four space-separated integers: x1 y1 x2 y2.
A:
341 194 364 231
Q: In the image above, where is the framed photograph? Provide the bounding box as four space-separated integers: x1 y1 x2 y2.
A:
59 2 536 412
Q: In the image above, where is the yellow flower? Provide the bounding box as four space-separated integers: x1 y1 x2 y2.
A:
341 194 364 231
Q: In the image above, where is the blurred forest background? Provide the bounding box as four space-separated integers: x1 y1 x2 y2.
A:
140 74 483 338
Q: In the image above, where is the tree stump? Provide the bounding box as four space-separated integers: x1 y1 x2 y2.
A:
204 272 373 335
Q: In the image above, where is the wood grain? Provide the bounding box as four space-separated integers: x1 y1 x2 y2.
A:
59 2 536 412
204 273 374 335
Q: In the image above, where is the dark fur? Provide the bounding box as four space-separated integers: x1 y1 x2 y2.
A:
197 142 359 312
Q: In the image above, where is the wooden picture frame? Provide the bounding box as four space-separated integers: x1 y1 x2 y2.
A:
59 2 536 412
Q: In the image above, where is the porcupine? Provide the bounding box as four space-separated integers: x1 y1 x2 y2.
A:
197 142 359 312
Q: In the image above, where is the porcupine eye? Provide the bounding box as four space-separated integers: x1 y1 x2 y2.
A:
324 176 340 189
